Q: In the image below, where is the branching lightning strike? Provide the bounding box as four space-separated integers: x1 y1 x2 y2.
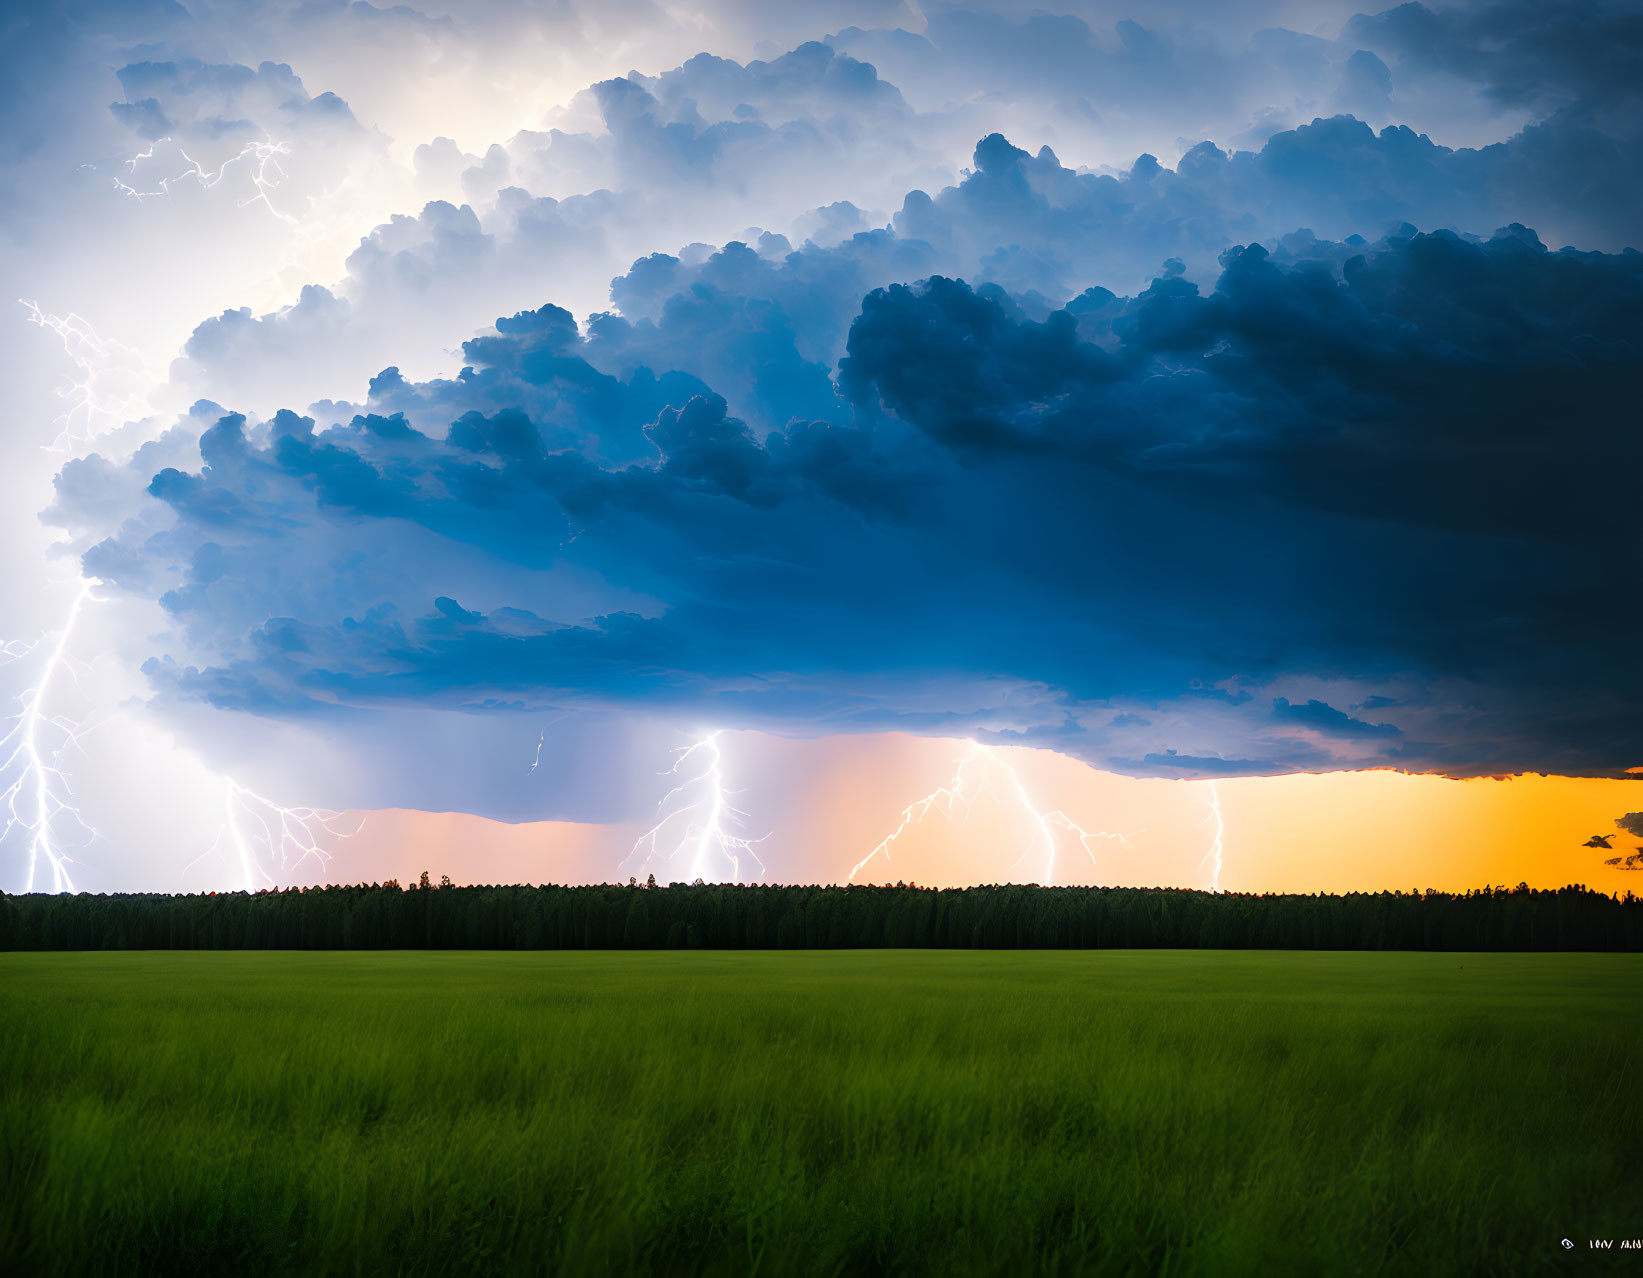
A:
850 742 1135 885
1 581 99 892
116 136 298 222
190 779 363 892
623 732 768 884
18 145 350 896
20 301 155 451
5 303 147 891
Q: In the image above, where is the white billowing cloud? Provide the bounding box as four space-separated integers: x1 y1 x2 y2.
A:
159 41 976 415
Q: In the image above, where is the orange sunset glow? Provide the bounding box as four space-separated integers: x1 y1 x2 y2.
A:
313 733 1643 896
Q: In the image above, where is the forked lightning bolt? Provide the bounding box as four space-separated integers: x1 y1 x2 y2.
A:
1 581 99 892
850 742 1134 885
116 136 298 222
21 301 155 452
5 302 146 889
623 732 767 883
191 779 362 891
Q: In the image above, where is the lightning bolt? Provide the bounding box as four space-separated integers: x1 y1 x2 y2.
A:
525 712 570 776
111 133 398 317
20 301 156 452
3 571 358 894
850 742 1135 886
1 581 100 892
115 136 298 222
189 778 363 892
1196 780 1225 892
7 293 155 890
1 580 355 894
623 731 768 884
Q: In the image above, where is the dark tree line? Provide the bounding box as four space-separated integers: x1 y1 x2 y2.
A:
2 882 1639 951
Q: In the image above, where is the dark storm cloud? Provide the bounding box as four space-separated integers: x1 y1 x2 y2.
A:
1344 0 1643 118
592 234 940 432
1271 699 1402 739
21 1 1643 803
584 117 1641 441
1136 751 1305 777
832 0 1641 161
905 116 1642 282
822 2 1643 256
7 0 1641 844
55 225 1643 779
839 230 1639 543
832 232 1640 773
155 15 1642 434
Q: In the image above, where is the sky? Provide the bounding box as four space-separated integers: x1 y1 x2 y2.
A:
2 0 1639 895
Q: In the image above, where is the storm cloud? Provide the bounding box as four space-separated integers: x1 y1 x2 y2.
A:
10 0 1640 840
54 225 1642 789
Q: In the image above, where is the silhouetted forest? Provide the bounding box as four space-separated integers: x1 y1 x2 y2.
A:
3 882 1640 951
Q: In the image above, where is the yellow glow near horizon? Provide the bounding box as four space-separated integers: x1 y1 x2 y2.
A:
309 733 1642 895
1219 768 1643 895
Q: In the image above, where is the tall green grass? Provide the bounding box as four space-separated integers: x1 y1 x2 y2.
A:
3 951 1638 1276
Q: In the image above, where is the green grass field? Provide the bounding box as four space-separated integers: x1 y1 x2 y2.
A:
2 951 1638 1276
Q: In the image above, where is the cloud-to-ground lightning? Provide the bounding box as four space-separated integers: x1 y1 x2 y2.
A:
623 732 767 883
22 237 351 895
850 742 1135 885
22 283 355 895
190 778 363 892
4 578 356 893
1196 781 1226 891
0 581 99 892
